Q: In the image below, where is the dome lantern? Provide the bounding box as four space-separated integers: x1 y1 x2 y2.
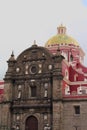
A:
57 24 66 34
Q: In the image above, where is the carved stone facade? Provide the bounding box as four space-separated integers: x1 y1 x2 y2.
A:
0 44 64 130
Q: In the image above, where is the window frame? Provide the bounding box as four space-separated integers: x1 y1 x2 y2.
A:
74 105 80 115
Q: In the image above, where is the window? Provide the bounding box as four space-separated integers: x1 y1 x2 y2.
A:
74 106 80 114
31 86 37 97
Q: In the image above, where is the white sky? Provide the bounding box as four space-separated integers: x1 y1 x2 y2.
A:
0 0 87 79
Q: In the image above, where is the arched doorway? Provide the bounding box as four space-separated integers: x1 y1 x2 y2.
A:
25 116 38 130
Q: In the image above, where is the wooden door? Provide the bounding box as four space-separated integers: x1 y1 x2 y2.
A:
25 116 38 130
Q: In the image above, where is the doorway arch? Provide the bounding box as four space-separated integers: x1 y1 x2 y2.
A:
25 116 38 130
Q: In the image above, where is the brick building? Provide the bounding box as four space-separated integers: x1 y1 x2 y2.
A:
0 25 87 130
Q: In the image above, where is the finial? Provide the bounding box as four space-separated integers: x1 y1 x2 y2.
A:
32 40 38 47
34 40 36 45
8 50 15 61
11 50 14 57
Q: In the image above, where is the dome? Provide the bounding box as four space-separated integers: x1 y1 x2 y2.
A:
45 25 79 47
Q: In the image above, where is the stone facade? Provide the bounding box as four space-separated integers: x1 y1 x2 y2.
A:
0 44 64 130
1 43 87 130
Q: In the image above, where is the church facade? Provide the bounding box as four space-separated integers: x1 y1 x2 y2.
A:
0 81 4 102
1 25 87 130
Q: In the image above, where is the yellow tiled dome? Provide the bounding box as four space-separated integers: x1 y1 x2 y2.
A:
45 25 79 47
